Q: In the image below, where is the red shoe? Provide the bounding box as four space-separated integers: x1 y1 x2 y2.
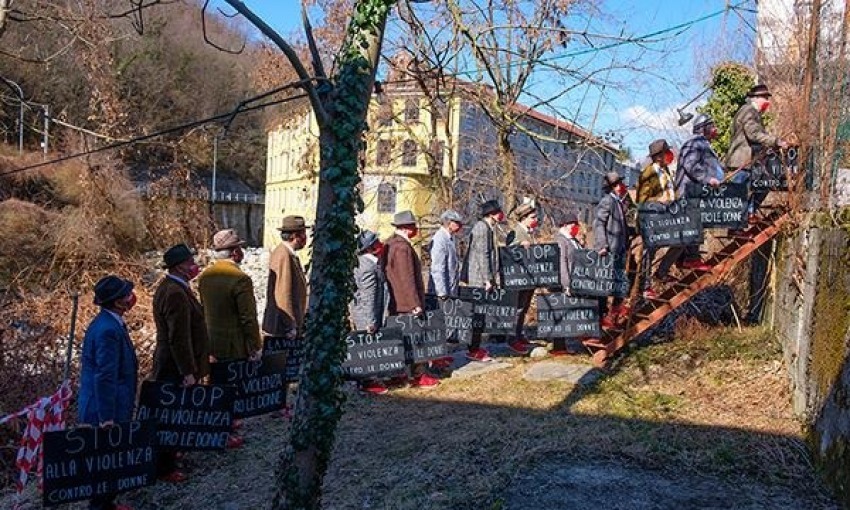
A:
227 435 244 449
412 373 440 388
360 381 388 395
466 348 493 362
642 288 658 299
680 259 712 271
158 470 189 484
600 316 615 330
232 419 243 430
508 339 533 354
430 356 454 369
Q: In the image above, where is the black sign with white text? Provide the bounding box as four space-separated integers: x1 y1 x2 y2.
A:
536 293 600 338
42 421 157 507
568 249 630 298
751 148 797 191
209 354 287 418
343 328 407 376
638 198 703 249
263 337 302 383
499 243 561 289
388 311 449 363
425 295 476 344
686 182 748 228
457 287 520 333
136 381 234 451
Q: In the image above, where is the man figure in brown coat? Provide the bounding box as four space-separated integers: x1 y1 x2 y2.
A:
263 216 309 340
199 229 261 448
382 210 439 389
152 243 209 483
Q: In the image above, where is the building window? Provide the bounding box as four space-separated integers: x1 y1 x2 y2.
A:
377 182 397 213
378 102 393 127
376 139 391 166
404 98 420 123
402 140 417 167
432 140 445 172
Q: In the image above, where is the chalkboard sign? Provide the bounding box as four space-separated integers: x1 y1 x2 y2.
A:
686 182 748 228
499 243 561 289
568 249 630 298
263 337 303 383
136 381 234 450
457 287 520 333
387 311 449 363
751 148 796 191
425 295 476 344
343 328 406 376
209 354 288 418
638 198 703 249
43 421 157 507
536 293 600 339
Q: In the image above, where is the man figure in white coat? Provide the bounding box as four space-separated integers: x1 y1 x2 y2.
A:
428 209 463 299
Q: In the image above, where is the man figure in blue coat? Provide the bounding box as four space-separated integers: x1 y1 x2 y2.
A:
78 275 138 510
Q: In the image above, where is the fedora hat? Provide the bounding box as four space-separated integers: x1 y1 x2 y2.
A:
746 84 772 98
212 229 246 251
692 113 715 132
556 210 579 226
648 139 670 158
440 209 463 224
480 199 502 217
602 171 623 189
391 210 417 226
357 230 380 253
277 215 311 233
93 275 134 306
163 243 195 268
513 203 536 220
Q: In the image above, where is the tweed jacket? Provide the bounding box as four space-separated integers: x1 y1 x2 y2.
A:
593 192 629 256
350 253 387 330
198 259 262 360
427 226 460 297
78 310 138 424
382 233 425 315
637 162 676 204
507 224 534 247
263 243 308 337
461 219 499 288
554 231 583 292
676 135 724 196
152 276 210 381
724 102 780 169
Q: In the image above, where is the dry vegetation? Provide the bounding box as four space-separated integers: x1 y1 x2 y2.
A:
2 323 834 509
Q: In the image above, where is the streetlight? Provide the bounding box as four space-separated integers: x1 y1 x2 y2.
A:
676 86 712 126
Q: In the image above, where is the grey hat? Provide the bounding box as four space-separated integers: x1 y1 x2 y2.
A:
391 210 417 226
556 211 580 226
440 209 463 224
692 113 715 133
357 230 380 253
602 171 623 189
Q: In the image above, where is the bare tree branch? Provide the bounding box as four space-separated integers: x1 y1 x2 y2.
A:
202 0 246 54
301 1 327 79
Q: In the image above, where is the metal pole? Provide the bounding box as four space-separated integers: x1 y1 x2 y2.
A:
17 100 23 154
63 293 80 382
211 135 218 208
42 104 49 156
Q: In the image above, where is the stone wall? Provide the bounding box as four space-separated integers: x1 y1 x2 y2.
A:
774 222 850 506
212 202 264 246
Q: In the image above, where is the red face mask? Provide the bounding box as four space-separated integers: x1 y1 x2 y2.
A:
186 262 200 281
408 227 419 239
663 151 675 166
759 100 771 113
372 241 385 259
568 224 580 237
495 211 506 223
116 292 137 314
528 218 539 229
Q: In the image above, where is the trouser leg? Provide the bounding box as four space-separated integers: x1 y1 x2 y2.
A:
640 245 656 291
89 493 116 510
656 246 683 278
514 290 534 339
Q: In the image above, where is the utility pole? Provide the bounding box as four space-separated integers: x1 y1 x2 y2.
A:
42 104 49 156
211 134 219 213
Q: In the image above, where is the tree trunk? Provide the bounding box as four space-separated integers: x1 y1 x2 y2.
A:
271 2 394 509
498 128 518 212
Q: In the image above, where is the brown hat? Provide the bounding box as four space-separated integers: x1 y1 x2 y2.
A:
278 215 310 232
213 229 246 250
648 139 670 158
747 84 772 98
513 203 536 220
603 171 623 189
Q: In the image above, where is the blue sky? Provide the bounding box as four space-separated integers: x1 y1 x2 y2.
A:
223 0 756 161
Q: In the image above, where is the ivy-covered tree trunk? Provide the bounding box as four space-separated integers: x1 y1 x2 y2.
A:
270 1 395 509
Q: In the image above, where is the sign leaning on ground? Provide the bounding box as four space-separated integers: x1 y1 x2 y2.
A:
42 421 157 507
388 310 449 363
686 182 748 228
136 381 235 450
457 287 520 333
569 249 630 298
343 328 406 376
499 243 561 289
263 337 302 383
425 295 476 344
638 198 703 249
209 353 288 418
536 293 600 339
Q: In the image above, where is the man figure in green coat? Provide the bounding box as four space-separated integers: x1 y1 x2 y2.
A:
199 229 262 448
